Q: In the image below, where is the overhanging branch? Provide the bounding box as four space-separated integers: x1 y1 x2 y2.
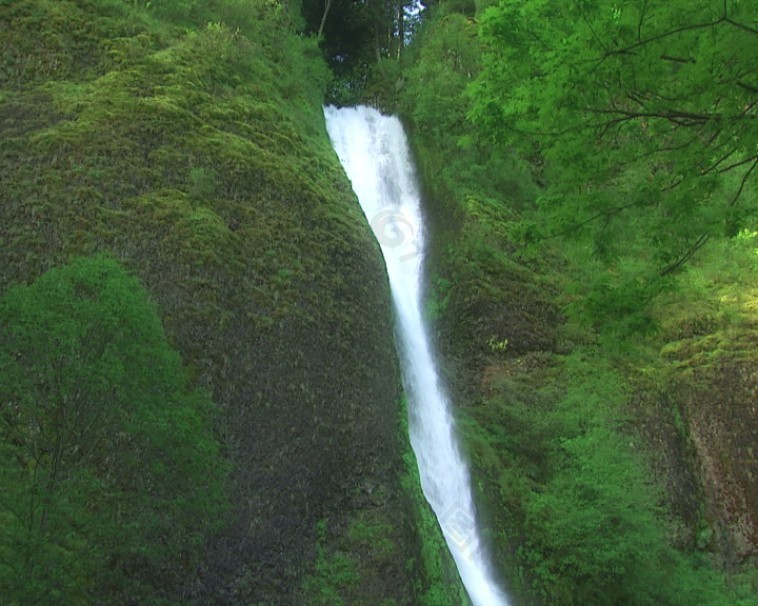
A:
659 158 756 276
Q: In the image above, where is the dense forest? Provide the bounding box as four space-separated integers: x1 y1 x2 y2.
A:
0 0 755 605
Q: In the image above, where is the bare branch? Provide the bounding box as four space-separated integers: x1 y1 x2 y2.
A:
724 18 758 35
662 158 758 275
727 157 757 206
317 0 334 39
603 18 725 59
736 80 758 94
638 0 648 43
660 54 695 64
700 147 737 175
573 0 608 52
540 196 660 242
718 155 758 174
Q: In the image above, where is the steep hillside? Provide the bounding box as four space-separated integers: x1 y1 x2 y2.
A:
0 1 452 603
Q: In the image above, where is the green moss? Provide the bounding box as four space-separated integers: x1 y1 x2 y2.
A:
1 0 427 603
300 519 362 606
651 234 758 370
297 392 471 605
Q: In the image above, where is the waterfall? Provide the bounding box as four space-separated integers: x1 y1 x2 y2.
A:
324 105 509 606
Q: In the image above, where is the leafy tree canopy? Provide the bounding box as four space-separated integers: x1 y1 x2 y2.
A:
470 0 756 324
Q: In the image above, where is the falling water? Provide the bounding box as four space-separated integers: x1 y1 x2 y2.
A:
324 105 509 606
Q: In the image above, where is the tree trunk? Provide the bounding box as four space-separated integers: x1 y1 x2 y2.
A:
317 0 334 39
397 0 404 60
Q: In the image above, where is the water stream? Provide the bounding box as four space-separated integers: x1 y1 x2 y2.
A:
324 105 509 606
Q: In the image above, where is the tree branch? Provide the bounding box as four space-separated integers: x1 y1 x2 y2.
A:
588 107 722 122
660 54 695 64
659 233 711 276
638 0 648 43
659 158 757 276
603 18 725 59
573 0 607 52
540 195 660 242
736 80 758 94
727 157 757 205
700 146 737 175
317 0 334 39
718 155 758 174
724 18 758 35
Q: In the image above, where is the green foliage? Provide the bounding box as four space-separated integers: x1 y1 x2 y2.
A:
400 11 553 360
401 11 495 184
300 519 361 605
518 362 666 605
130 0 202 24
470 0 757 325
399 9 538 240
565 253 665 346
460 351 742 605
403 13 480 145
0 256 227 605
301 0 417 103
363 57 405 108
401 3 756 605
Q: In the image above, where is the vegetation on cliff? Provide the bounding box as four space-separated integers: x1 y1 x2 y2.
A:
0 256 227 605
2 0 755 604
0 0 448 603
316 0 756 603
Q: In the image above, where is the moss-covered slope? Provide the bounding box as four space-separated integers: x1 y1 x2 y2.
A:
0 1 424 603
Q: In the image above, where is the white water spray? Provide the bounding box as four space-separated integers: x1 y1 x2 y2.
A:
325 105 509 606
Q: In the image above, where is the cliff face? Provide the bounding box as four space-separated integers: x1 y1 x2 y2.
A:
0 1 420 603
659 303 758 566
680 361 757 563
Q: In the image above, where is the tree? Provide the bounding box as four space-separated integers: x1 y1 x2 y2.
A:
317 0 336 38
470 0 756 320
0 256 227 604
303 0 420 101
